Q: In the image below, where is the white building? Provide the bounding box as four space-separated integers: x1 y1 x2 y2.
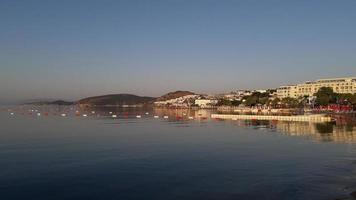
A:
194 99 218 108
154 95 199 107
277 77 356 98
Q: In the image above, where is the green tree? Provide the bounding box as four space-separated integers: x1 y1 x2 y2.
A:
231 100 241 106
217 99 232 106
270 98 281 108
244 95 259 106
314 87 337 106
281 97 299 108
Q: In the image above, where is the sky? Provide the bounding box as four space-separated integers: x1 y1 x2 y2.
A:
1 0 356 103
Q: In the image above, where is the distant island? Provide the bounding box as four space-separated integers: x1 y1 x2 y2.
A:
77 91 196 107
78 94 156 107
25 100 74 106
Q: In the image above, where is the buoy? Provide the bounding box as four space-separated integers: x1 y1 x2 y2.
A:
112 114 117 118
154 115 159 119
136 115 141 118
164 116 169 119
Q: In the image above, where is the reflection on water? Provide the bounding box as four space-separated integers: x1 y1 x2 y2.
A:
232 119 356 143
1 106 356 200
3 105 356 144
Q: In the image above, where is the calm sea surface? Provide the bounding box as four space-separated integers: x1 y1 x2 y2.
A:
1 106 356 200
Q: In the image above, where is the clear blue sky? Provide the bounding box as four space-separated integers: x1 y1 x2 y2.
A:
1 0 355 103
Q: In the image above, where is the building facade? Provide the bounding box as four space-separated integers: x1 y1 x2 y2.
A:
276 85 298 98
194 99 218 108
277 77 356 98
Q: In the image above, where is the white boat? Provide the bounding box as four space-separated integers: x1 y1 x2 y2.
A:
154 115 159 119
163 116 169 119
136 115 142 118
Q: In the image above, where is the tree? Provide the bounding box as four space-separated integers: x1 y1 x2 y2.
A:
231 100 241 106
314 87 337 106
244 95 259 106
281 97 299 108
270 98 281 108
217 99 232 106
243 92 270 107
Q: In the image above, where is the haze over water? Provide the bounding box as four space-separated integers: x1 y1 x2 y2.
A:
1 106 356 200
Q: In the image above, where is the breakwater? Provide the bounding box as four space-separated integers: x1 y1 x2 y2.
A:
211 114 332 122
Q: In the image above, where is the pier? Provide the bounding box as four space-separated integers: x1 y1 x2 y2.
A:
211 114 332 122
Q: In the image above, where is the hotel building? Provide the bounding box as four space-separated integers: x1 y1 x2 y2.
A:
277 77 356 98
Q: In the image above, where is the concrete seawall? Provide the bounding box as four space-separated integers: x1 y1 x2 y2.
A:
211 114 332 122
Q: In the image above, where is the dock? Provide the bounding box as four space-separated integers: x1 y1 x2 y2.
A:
211 114 332 122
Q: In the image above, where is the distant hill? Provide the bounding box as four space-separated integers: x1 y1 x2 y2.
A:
156 91 195 101
78 94 155 106
25 100 74 105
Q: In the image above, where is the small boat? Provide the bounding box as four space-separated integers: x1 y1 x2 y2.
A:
112 114 117 118
136 115 142 118
188 116 194 119
61 113 66 117
82 114 88 117
163 116 169 119
154 115 159 119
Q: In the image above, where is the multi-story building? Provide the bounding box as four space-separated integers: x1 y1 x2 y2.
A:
277 77 356 98
276 85 298 98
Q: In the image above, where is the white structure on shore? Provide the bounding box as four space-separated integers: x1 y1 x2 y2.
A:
194 99 218 108
154 95 198 107
277 77 356 98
